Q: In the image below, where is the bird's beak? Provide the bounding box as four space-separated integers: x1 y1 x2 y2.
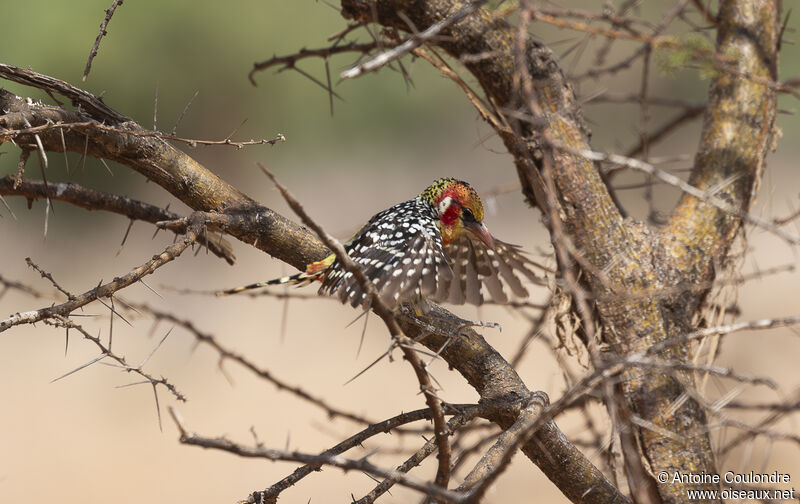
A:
466 221 495 250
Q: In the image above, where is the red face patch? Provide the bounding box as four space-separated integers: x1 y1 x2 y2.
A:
440 200 461 227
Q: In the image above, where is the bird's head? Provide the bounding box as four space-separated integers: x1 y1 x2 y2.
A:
421 178 495 249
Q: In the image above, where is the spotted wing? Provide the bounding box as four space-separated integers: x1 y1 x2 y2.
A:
319 201 452 309
435 234 544 305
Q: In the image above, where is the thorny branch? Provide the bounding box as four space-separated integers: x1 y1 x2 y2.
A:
340 0 489 79
0 215 204 332
565 145 800 245
261 404 486 502
0 76 330 270
127 301 382 426
0 175 235 263
46 315 185 403
0 117 287 150
351 411 482 503
455 397 544 502
83 0 124 81
249 42 380 85
169 407 464 503
25 257 75 301
0 62 128 123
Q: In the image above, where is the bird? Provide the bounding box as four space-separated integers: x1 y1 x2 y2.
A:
218 178 542 312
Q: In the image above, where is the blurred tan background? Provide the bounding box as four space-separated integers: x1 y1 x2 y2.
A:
1 1 799 503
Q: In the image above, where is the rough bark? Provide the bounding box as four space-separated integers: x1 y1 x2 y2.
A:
340 1 779 503
0 84 328 270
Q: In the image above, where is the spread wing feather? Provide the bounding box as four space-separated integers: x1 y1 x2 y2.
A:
436 234 544 305
315 198 543 309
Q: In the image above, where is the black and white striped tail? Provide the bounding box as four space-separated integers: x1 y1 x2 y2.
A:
215 272 317 296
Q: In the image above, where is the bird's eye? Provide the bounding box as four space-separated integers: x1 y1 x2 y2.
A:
462 207 475 222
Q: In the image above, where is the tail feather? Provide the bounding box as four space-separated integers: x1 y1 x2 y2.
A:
215 272 318 296
215 253 336 296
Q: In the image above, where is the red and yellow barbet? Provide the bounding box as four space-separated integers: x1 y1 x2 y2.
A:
221 178 540 309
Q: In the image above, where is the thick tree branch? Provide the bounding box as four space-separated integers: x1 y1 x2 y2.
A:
1 65 626 503
400 307 630 504
662 0 779 283
333 2 785 503
0 175 235 263
0 83 328 270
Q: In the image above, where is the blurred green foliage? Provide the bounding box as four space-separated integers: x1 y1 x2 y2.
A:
0 2 477 189
1 1 466 137
1 1 797 204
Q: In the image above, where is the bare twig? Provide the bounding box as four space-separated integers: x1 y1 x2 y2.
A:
171 90 199 136
0 175 235 264
567 145 800 245
0 215 204 332
341 1 489 79
249 42 379 85
456 398 542 502
263 404 485 502
83 0 124 81
0 275 50 299
1 119 287 150
691 0 718 25
12 146 30 191
352 408 487 504
647 314 800 355
128 302 380 426
46 315 185 402
25 257 75 301
169 407 463 503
